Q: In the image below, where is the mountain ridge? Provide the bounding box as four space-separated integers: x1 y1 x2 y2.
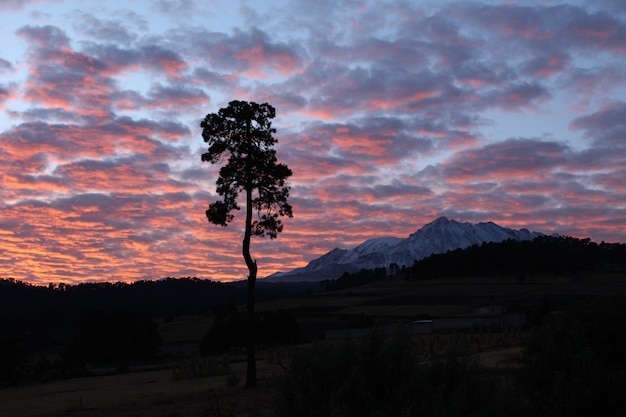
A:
264 217 544 282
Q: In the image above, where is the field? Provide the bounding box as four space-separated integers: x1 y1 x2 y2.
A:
0 360 285 417
2 272 625 417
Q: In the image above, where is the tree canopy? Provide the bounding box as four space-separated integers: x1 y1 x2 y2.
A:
201 100 292 239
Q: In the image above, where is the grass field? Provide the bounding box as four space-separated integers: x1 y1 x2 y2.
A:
0 359 285 417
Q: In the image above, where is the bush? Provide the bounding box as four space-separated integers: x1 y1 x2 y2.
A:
521 296 626 417
279 330 519 417
0 334 29 386
199 309 299 355
63 310 162 373
171 356 231 380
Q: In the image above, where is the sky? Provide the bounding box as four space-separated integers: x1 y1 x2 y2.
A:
1 0 625 285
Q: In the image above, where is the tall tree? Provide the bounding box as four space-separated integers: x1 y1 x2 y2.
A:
200 100 293 387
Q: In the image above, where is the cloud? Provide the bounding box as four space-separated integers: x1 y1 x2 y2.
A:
71 11 141 44
484 82 552 111
0 58 13 71
570 101 626 147
182 26 305 79
522 51 572 78
1 0 625 284
16 24 71 50
137 44 188 77
0 0 45 11
442 138 570 182
0 84 16 109
558 65 626 111
0 188 236 284
145 82 210 112
459 3 626 54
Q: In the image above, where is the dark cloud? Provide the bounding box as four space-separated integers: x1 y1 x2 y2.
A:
522 51 572 78
0 84 14 106
137 43 187 76
361 181 433 201
484 82 552 111
592 0 626 15
82 40 187 77
72 12 139 44
442 138 570 181
17 107 84 123
0 58 13 71
191 67 231 88
81 43 144 72
109 116 191 141
570 101 626 147
184 26 304 77
146 82 209 110
155 0 200 16
16 24 71 50
461 3 626 55
558 65 625 108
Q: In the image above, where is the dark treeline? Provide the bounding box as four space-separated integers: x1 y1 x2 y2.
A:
0 278 240 328
0 277 236 385
322 236 626 290
403 235 626 280
0 277 318 329
322 267 388 291
0 277 314 386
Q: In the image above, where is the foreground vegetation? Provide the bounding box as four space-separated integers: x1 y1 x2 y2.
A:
1 294 624 416
282 331 512 417
281 296 626 417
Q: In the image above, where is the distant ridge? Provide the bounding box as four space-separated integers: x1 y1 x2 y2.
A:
264 217 543 282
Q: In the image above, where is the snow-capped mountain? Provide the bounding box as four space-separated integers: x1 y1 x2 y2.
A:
264 217 543 282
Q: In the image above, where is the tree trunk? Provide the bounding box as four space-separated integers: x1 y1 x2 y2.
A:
243 115 259 388
243 157 257 388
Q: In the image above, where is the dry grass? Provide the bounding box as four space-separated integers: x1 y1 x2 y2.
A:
0 360 285 417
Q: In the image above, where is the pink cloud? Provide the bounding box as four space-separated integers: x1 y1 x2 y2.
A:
138 44 187 77
190 27 303 79
234 43 300 77
523 51 571 78
442 138 569 183
0 84 17 109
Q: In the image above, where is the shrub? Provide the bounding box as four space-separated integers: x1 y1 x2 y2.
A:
63 310 162 373
520 296 626 417
171 356 231 380
278 329 519 417
199 309 299 355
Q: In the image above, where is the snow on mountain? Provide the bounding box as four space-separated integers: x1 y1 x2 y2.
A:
263 217 543 282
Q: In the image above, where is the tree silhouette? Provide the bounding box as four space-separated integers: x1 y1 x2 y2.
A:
201 100 293 387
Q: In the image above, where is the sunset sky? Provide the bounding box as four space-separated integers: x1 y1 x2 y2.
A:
1 0 625 284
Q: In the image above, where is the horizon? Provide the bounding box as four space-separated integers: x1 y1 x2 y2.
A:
2 216 620 286
1 1 625 285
